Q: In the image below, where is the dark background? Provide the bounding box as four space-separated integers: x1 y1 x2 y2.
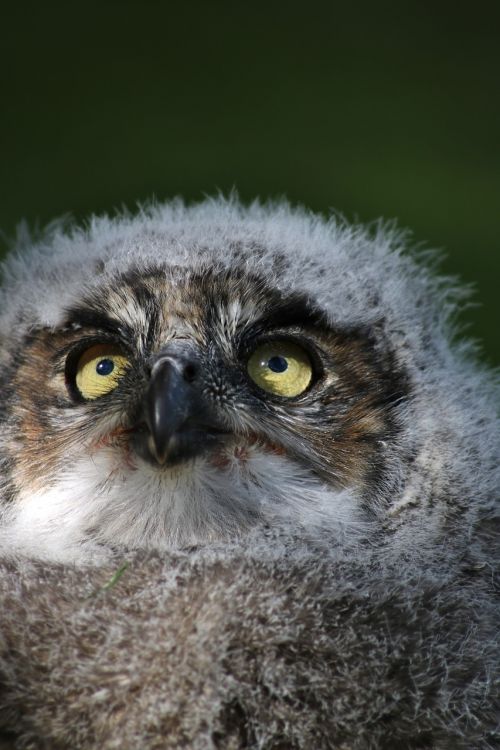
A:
1 1 499 363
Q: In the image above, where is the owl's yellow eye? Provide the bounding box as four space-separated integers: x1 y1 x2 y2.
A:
247 341 313 398
75 344 130 400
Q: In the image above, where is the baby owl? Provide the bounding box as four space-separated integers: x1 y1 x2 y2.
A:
0 197 498 749
0 198 415 563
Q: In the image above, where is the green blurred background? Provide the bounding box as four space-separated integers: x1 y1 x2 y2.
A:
1 1 499 363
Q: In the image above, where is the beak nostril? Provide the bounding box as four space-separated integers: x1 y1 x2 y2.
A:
182 362 197 382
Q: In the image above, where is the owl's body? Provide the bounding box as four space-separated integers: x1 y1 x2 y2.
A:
0 198 498 748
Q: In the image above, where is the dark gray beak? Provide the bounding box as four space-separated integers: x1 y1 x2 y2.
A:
138 349 227 466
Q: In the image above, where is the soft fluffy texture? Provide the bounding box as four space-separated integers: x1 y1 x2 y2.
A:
0 537 499 750
0 196 498 748
0 197 498 561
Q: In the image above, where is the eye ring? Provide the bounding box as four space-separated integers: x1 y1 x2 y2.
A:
70 343 131 401
246 339 313 398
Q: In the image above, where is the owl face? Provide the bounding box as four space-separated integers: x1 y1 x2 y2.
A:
0 262 404 562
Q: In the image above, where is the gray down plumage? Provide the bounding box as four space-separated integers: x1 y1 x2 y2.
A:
0 535 499 750
0 197 498 748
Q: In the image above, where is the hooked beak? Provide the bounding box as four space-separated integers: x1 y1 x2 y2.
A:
137 352 227 466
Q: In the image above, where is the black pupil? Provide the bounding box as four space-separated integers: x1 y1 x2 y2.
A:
268 356 288 373
96 359 115 376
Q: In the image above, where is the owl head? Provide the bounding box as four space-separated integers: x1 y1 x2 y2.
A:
0 197 497 563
